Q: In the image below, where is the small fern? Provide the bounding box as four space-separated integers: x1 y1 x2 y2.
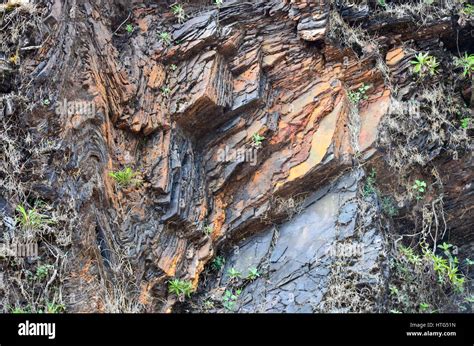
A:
109 167 142 188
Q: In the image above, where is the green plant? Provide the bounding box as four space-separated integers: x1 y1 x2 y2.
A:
8 53 19 65
170 3 186 23
45 302 65 313
203 224 213 236
461 3 474 16
422 244 465 293
42 99 50 106
454 53 474 77
109 167 142 188
211 256 225 271
419 302 430 311
11 306 29 313
411 52 439 77
170 64 177 71
35 264 53 281
159 32 172 46
125 23 134 33
222 289 241 311
227 267 242 280
362 168 377 197
399 245 421 266
460 118 470 129
348 83 371 105
246 267 260 280
214 0 223 8
389 285 399 296
161 86 171 96
382 196 398 217
252 133 265 148
389 242 469 313
168 279 194 299
202 299 214 310
377 0 386 7
412 179 427 199
437 242 453 257
16 204 52 229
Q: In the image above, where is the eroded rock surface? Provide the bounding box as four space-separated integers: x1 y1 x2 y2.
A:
217 170 386 313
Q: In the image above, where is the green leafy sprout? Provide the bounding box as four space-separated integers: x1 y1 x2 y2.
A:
125 23 134 33
382 196 398 217
362 168 377 197
170 3 186 23
454 53 474 77
45 302 66 313
348 83 371 105
399 245 422 266
159 32 172 46
109 167 142 188
419 302 430 311
460 118 470 129
222 289 241 311
168 279 194 299
411 52 439 77
389 285 399 296
11 306 30 313
412 179 427 199
227 267 242 280
461 3 474 16
437 242 453 256
203 299 215 310
252 133 265 148
203 224 213 236
16 204 52 229
161 86 171 96
36 264 54 281
398 243 466 295
422 244 465 293
389 241 460 314
211 256 225 271
246 267 260 280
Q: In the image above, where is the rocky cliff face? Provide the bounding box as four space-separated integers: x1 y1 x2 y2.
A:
0 0 472 313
